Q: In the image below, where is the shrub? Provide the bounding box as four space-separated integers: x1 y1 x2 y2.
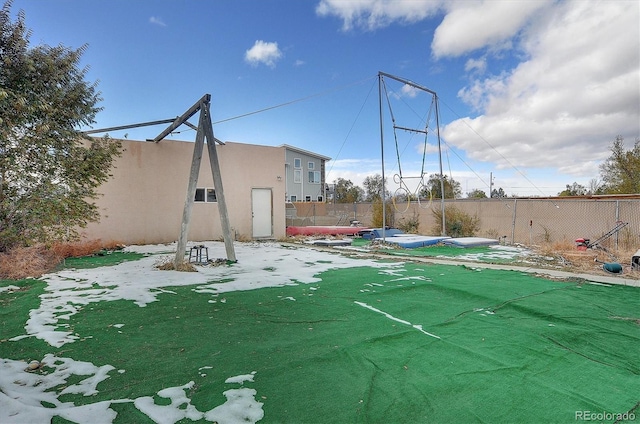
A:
484 228 499 239
397 212 420 234
431 206 480 237
372 199 395 228
539 225 552 244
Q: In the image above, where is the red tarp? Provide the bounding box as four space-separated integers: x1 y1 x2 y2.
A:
286 226 369 236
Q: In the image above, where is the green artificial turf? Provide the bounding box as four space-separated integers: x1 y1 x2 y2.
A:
350 238 372 248
385 244 500 258
57 251 146 270
351 238 522 263
2 256 639 423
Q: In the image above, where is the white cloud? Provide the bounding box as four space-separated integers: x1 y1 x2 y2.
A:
387 83 422 101
316 0 442 31
442 0 640 176
294 59 306 67
417 142 445 156
315 0 639 188
431 1 550 58
149 16 166 27
464 57 486 74
244 40 283 68
400 84 419 98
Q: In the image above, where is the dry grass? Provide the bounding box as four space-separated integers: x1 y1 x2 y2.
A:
535 239 640 277
155 258 198 272
0 246 62 280
52 239 125 258
235 234 253 242
0 239 124 280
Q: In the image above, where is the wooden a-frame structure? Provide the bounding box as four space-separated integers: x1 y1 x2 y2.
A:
84 94 236 266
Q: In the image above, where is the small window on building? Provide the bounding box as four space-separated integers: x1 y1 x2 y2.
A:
308 171 320 184
195 188 216 203
317 195 323 202
308 161 315 170
290 195 297 202
305 195 312 202
294 158 301 169
294 169 301 183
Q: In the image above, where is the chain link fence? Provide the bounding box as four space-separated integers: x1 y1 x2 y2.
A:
287 198 640 251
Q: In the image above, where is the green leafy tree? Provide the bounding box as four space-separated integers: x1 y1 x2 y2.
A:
467 189 487 199
0 2 121 251
420 174 462 199
599 135 640 194
558 182 587 196
362 174 388 201
333 178 363 203
491 187 506 198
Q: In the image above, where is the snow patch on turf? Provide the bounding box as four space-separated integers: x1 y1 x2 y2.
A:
439 245 530 262
0 355 264 424
225 371 256 384
16 242 400 348
0 285 21 293
355 301 441 339
134 372 264 424
0 354 117 423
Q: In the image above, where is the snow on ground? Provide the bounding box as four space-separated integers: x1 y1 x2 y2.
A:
338 242 531 262
0 354 263 424
354 301 441 340
441 244 531 262
0 285 20 293
3 241 402 424
10 241 400 348
0 354 116 423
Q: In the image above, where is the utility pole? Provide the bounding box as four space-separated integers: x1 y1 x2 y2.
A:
489 172 494 198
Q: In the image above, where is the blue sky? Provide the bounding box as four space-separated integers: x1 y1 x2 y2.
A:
11 0 640 196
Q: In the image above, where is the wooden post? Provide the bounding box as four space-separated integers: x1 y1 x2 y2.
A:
202 102 237 262
82 93 237 265
174 102 207 267
154 94 210 143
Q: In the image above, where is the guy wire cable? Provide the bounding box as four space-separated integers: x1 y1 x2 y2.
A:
438 97 559 207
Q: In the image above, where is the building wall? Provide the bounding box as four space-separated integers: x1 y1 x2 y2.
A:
284 149 326 202
82 139 286 245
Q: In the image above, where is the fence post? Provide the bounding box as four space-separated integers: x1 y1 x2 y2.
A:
615 200 620 249
511 198 517 244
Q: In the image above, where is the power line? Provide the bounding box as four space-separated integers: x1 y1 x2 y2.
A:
438 97 559 205
212 75 377 125
325 77 378 181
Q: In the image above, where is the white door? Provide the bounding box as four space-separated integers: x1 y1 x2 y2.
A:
252 188 273 238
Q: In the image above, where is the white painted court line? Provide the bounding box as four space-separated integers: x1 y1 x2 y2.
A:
354 301 441 340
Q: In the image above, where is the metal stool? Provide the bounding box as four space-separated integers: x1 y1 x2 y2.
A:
189 244 209 264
